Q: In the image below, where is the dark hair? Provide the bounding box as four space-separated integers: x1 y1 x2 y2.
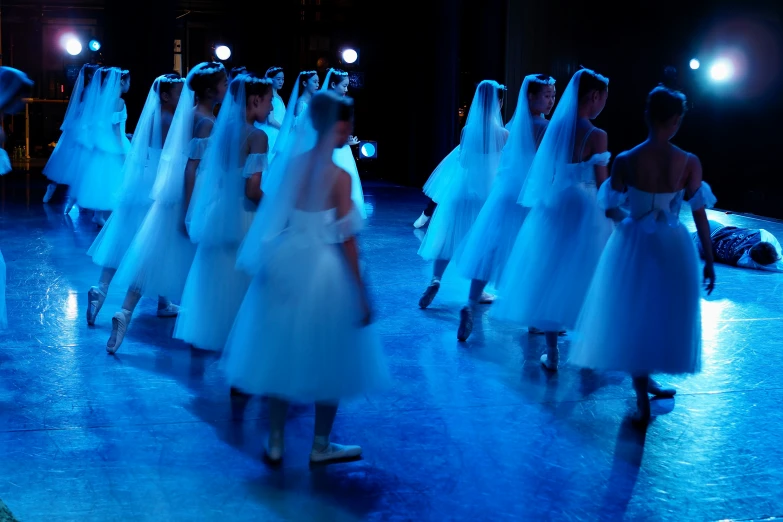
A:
299 70 318 89
646 85 687 124
528 74 555 96
188 62 226 98
578 68 609 100
159 73 184 96
230 66 247 81
309 91 353 134
327 69 349 89
750 241 779 265
265 66 284 78
229 72 273 100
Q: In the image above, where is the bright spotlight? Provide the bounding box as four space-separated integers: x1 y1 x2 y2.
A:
341 48 358 64
64 37 82 56
689 58 700 70
710 59 733 81
88 39 101 52
358 140 377 159
215 45 231 61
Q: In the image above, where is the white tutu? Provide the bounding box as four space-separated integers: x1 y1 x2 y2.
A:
87 150 161 269
222 209 389 402
173 244 251 351
42 131 81 185
75 106 130 210
570 183 716 374
112 201 196 300
333 145 366 219
0 149 11 175
494 154 614 331
454 173 530 283
0 249 7 329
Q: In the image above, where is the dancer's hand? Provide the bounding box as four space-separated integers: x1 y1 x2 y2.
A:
703 262 715 295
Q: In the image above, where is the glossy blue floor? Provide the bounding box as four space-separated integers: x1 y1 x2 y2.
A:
1 178 782 521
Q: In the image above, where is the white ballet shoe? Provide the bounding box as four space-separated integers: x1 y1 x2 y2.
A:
540 348 559 371
156 303 180 318
63 197 76 215
457 306 473 342
264 432 285 464
309 442 362 464
86 286 106 326
107 309 131 354
413 212 430 229
478 292 495 304
648 378 676 398
43 183 57 203
418 280 441 309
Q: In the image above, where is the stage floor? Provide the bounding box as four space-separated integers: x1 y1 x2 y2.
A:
0 181 782 521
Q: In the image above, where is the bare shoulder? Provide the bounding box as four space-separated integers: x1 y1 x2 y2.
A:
248 126 269 152
193 113 214 138
116 98 126 111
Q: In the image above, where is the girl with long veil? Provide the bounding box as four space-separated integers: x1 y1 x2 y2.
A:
320 68 366 218
453 74 555 341
493 68 613 371
254 66 285 151
107 62 227 354
174 73 272 351
571 86 716 423
85 73 185 326
0 66 33 329
417 80 509 309
222 91 388 464
74 67 132 227
42 63 99 204
270 70 319 159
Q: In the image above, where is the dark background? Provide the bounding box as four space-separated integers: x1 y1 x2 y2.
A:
2 0 782 216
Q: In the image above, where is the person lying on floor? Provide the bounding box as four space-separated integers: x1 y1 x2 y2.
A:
691 219 783 272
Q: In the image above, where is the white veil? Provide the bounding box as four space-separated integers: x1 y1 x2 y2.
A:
518 68 606 207
495 74 550 186
271 70 306 156
320 68 347 92
237 91 350 275
73 69 104 147
60 65 87 131
150 62 212 204
188 73 271 245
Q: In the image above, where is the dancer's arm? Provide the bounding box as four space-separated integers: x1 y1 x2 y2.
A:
605 152 629 223
590 128 610 188
687 154 715 294
244 129 269 204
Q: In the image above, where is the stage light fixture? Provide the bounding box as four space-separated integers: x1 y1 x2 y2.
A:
359 140 377 159
710 58 733 81
89 39 101 52
215 45 231 61
62 35 82 56
341 48 358 64
689 58 700 70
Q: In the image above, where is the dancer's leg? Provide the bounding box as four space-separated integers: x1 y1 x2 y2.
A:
265 397 289 462
86 267 116 325
540 331 560 371
310 401 362 463
106 288 143 354
458 279 488 341
632 374 651 424
419 259 449 308
156 295 179 317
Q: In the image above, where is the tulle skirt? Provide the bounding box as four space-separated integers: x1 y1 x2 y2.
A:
333 145 366 218
222 233 389 402
418 197 486 261
570 219 702 374
43 132 81 185
0 249 7 329
173 244 251 351
454 177 530 283
87 201 151 269
494 183 613 331
0 149 11 175
74 147 126 210
112 201 196 301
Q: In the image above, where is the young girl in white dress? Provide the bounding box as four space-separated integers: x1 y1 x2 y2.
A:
174 73 271 351
74 67 132 227
417 80 509 309
320 68 366 218
571 85 716 423
85 73 185 326
0 66 33 329
254 66 285 152
271 70 319 158
222 91 389 464
42 63 99 204
454 74 555 340
494 68 613 371
107 62 227 353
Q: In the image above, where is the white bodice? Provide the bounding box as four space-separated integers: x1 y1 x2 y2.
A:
272 95 286 122
289 208 362 244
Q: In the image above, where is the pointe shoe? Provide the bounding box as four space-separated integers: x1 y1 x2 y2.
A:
86 286 106 326
418 280 441 309
478 292 495 304
107 309 132 354
264 433 285 465
63 197 76 215
648 378 676 398
457 306 474 342
156 303 180 318
43 183 57 203
413 212 430 229
540 348 559 371
309 442 362 464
